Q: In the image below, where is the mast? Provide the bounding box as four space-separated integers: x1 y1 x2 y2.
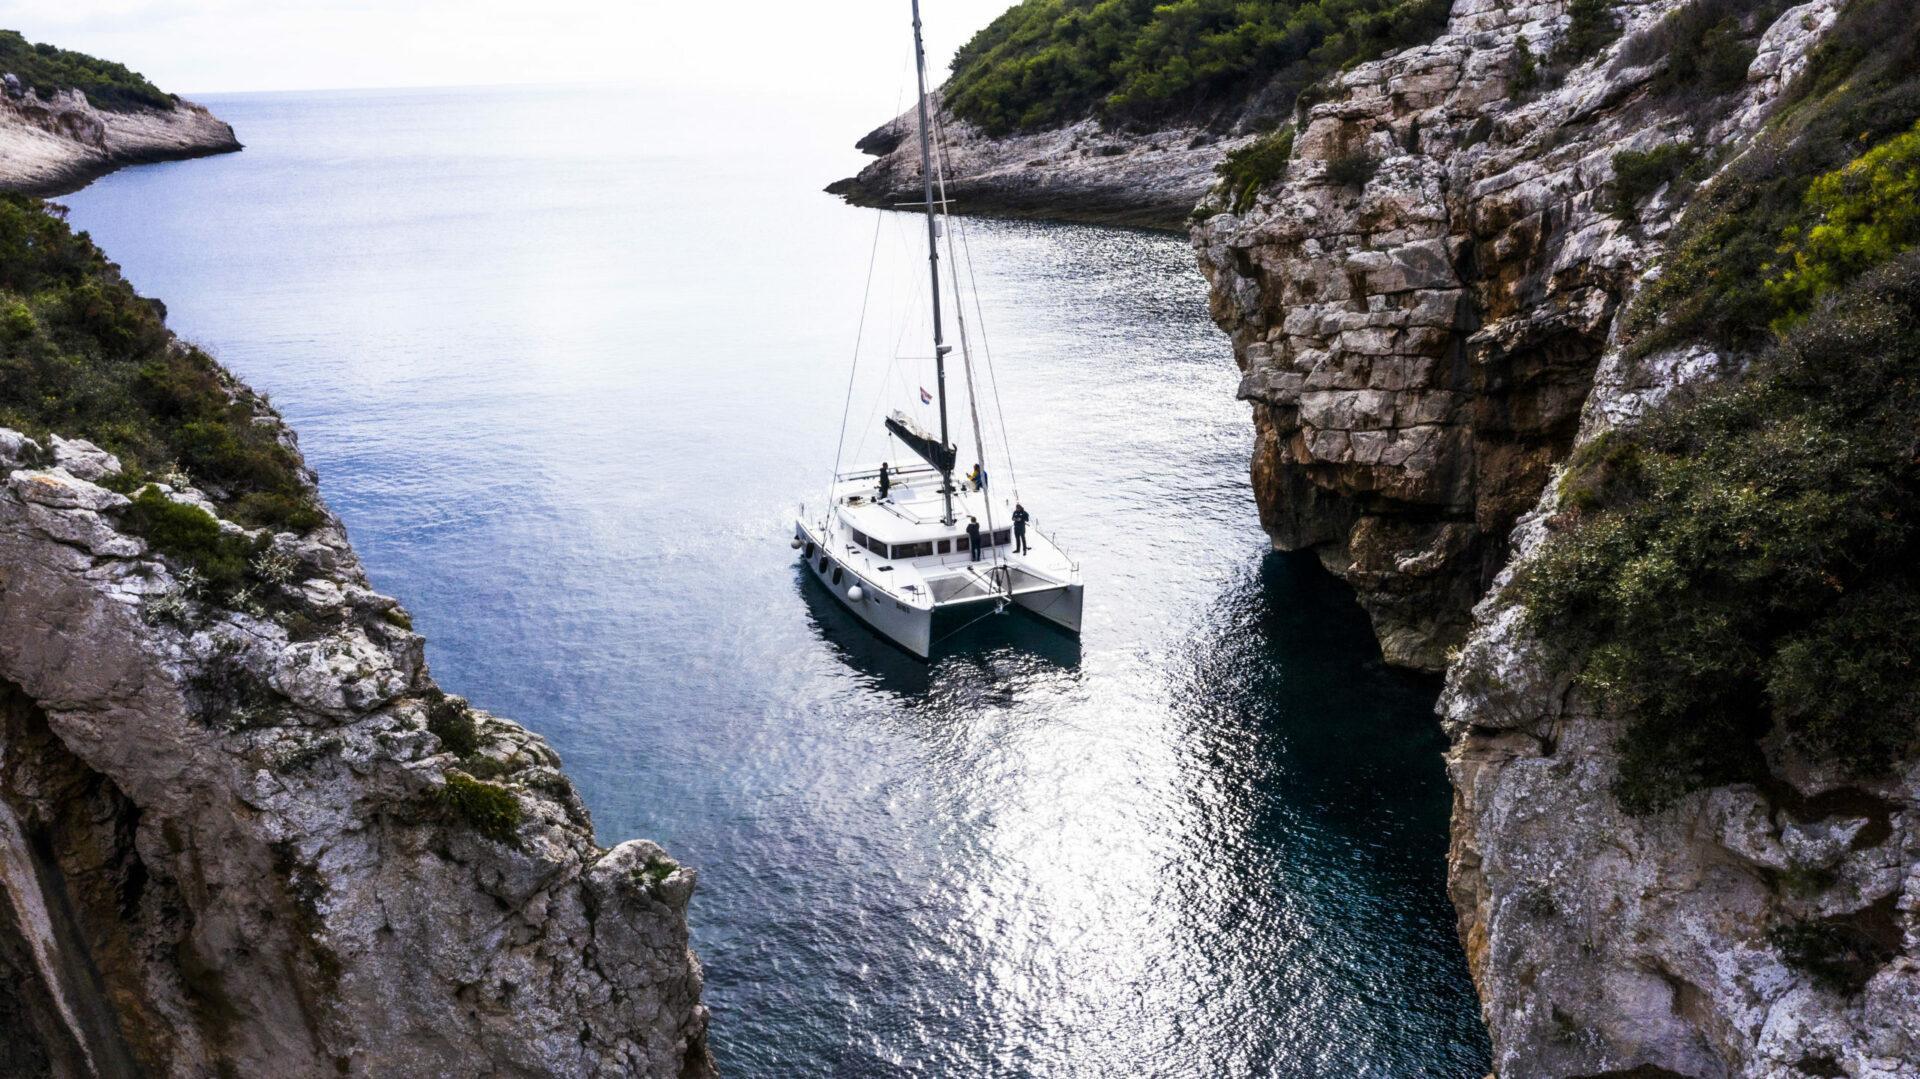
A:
911 0 957 526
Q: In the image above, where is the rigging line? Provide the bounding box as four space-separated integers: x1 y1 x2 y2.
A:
829 208 890 517
927 105 1004 572
855 214 921 466
930 110 1019 505
934 122 1019 503
831 60 914 519
952 213 1019 502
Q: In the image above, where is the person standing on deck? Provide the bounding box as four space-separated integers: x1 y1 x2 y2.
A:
1012 503 1030 554
877 462 891 502
966 517 982 562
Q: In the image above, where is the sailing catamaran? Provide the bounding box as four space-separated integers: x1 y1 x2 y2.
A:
791 0 1084 658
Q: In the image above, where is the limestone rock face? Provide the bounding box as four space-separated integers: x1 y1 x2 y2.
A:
1190 0 1836 670
1442 473 1920 1079
828 97 1254 231
0 428 713 1077
1181 0 1920 1073
0 85 240 195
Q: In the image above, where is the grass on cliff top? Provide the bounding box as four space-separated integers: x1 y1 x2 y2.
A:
440 773 522 844
1517 251 1920 814
1625 0 1920 356
944 0 1449 135
0 30 172 112
0 195 321 533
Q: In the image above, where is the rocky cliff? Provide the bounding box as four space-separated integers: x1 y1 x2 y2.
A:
0 427 715 1078
0 425 714 1078
829 96 1250 231
1185 0 1920 1074
1189 0 1831 671
0 89 709 1078
0 82 239 196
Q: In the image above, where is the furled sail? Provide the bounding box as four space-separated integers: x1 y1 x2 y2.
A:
885 410 956 474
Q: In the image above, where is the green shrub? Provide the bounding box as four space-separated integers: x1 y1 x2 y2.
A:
0 195 322 534
439 773 522 844
1610 143 1699 218
1767 122 1920 323
426 694 480 758
1618 0 1769 100
120 485 259 596
1554 0 1620 65
944 0 1451 135
1215 126 1294 212
0 30 172 112
1624 0 1920 356
1324 148 1379 188
1508 38 1540 96
630 855 677 891
1518 251 1920 813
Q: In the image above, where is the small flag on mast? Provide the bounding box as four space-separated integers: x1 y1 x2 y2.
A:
919 387 933 404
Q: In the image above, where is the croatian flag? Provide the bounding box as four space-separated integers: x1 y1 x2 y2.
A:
920 387 933 404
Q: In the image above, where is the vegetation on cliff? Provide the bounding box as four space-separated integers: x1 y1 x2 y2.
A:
1518 2 1920 814
1521 252 1920 812
1626 0 1920 355
945 0 1449 134
0 195 320 532
0 30 172 112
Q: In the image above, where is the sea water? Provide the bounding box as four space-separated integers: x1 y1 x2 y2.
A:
61 85 1489 1077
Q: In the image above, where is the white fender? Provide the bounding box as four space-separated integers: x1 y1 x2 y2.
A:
846 585 865 602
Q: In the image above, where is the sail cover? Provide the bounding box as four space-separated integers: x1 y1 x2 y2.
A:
885 410 956 474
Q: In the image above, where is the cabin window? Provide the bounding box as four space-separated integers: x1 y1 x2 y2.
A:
993 528 1011 546
956 535 969 551
936 539 951 554
832 566 844 585
891 541 933 559
863 534 887 557
851 529 868 547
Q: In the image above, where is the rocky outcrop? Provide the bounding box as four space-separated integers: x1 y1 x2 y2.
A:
1443 468 1920 1078
1187 0 1920 1073
828 96 1254 231
0 83 239 195
1191 0 1837 670
0 419 712 1075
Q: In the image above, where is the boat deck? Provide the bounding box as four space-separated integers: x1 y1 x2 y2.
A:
798 464 1078 614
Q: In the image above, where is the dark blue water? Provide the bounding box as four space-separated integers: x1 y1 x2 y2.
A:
61 86 1489 1077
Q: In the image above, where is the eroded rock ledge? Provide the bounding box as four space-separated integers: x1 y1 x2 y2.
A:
0 85 240 196
0 426 714 1077
827 96 1253 232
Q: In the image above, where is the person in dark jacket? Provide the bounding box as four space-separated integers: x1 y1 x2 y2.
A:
877 462 891 501
1011 503 1030 554
965 516 982 562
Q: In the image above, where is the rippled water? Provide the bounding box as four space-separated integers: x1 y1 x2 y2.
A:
61 86 1489 1077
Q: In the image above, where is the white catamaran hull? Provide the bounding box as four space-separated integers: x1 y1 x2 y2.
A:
1012 581 1083 634
796 519 934 657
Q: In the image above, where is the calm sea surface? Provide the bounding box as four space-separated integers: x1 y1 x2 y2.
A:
61 85 1489 1077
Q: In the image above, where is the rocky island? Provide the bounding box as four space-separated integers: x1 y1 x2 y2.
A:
0 31 239 196
0 37 711 1079
843 0 1920 1074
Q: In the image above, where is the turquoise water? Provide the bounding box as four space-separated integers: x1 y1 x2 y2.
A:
61 86 1489 1077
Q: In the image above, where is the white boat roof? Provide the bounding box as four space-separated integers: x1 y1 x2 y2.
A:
832 465 1016 545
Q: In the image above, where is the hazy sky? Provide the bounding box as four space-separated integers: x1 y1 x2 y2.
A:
0 1 1012 98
